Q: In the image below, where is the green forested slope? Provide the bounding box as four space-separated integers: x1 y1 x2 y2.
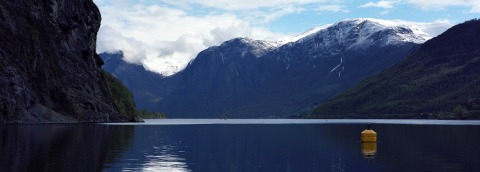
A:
103 71 136 117
311 19 480 119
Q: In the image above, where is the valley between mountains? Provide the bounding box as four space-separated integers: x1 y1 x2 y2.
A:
102 18 480 119
102 18 418 118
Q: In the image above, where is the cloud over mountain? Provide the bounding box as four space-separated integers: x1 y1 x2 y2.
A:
94 0 286 75
93 0 459 76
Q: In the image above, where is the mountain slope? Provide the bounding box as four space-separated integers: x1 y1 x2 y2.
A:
158 19 422 118
103 18 424 118
311 19 480 119
0 0 130 123
101 52 178 110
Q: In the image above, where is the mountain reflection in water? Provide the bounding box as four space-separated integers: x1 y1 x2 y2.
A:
2 119 480 171
0 125 134 172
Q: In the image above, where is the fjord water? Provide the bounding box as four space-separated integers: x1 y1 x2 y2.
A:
2 120 480 171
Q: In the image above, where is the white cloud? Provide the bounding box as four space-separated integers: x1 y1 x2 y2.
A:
94 0 286 76
96 26 145 65
415 19 454 38
92 0 458 76
359 1 398 15
161 0 328 10
242 5 306 25
367 18 453 39
379 10 390 15
360 1 395 9
406 0 480 13
316 4 350 12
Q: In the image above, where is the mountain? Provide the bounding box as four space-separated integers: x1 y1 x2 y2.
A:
100 52 179 110
102 18 425 118
0 0 131 123
311 19 480 119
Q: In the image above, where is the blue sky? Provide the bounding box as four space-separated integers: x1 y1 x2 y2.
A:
268 1 477 33
93 0 479 75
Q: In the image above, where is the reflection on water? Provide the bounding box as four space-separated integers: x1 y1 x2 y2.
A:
330 154 346 172
361 143 377 159
137 144 190 171
0 124 134 172
101 123 480 171
102 124 361 171
3 120 480 171
142 154 189 172
102 125 191 172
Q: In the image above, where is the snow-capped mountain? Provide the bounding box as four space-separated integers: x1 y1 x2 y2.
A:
278 18 430 47
102 18 437 118
101 53 179 109
298 18 427 49
312 19 480 118
217 38 278 58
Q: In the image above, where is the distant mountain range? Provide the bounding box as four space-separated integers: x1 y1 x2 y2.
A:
311 19 480 119
101 53 179 110
101 18 429 118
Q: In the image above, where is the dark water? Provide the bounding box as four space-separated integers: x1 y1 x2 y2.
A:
2 120 480 172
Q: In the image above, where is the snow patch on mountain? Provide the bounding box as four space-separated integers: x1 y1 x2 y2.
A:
233 38 279 57
146 18 450 76
356 18 432 41
223 19 432 60
240 38 277 52
272 18 441 50
330 56 343 74
275 24 332 45
296 18 430 52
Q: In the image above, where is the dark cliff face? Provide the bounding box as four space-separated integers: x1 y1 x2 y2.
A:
0 0 126 123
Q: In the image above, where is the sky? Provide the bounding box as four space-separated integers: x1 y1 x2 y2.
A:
93 0 480 76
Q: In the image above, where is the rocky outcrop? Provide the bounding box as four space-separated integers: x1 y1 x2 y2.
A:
0 0 127 123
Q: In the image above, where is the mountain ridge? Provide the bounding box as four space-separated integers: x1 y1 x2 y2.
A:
102 18 426 118
311 19 480 119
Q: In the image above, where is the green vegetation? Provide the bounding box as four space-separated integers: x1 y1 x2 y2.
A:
103 70 167 119
103 70 136 117
136 109 167 119
311 19 480 119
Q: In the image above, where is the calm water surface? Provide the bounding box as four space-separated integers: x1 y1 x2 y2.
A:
2 119 480 171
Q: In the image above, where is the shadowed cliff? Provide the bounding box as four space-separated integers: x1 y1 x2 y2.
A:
0 0 131 123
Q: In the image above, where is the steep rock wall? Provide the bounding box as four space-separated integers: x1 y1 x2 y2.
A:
0 0 126 123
